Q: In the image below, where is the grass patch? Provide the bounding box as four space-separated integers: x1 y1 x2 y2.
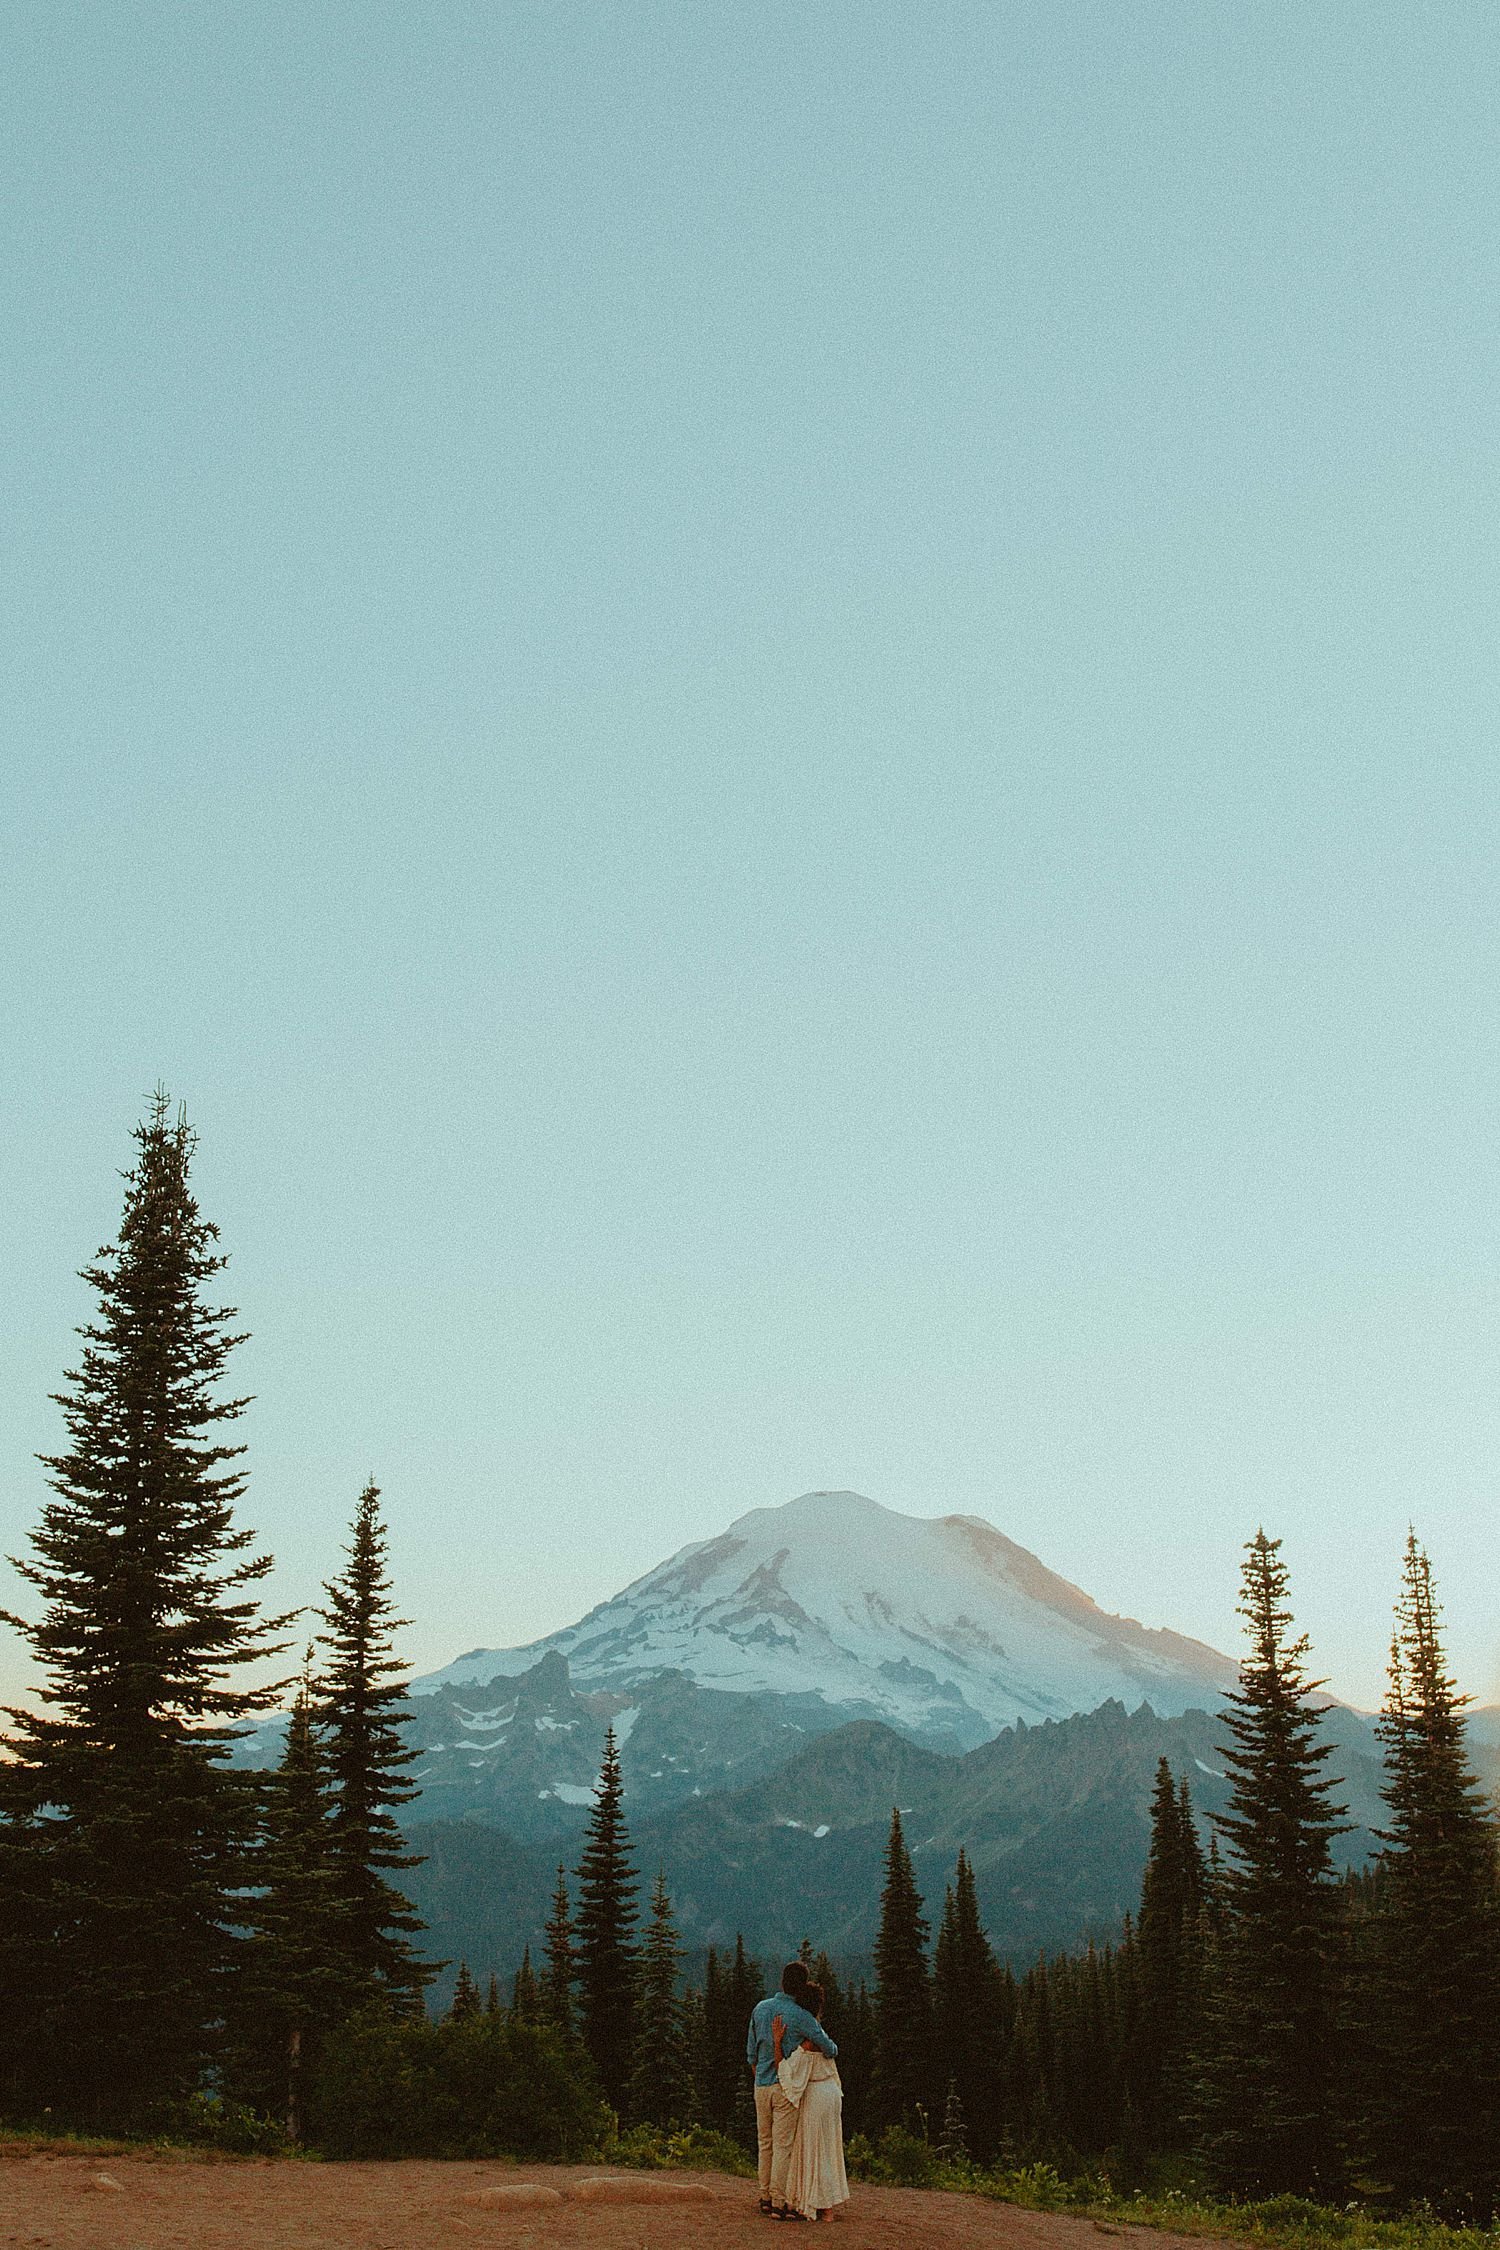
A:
594 2122 756 2177
0 2097 302 2163
0 2127 276 2163
1052 2185 1500 2250
845 2131 1500 2250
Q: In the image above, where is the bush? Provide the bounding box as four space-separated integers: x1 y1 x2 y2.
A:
173 2094 291 2156
848 2125 942 2189
604 2122 755 2176
311 2006 609 2160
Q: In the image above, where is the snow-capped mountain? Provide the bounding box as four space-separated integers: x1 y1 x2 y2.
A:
412 1490 1235 1750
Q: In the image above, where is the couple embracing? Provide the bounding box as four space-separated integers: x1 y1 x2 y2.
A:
746 1958 850 2222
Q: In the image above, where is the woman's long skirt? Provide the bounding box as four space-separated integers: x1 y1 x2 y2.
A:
785 2065 849 2219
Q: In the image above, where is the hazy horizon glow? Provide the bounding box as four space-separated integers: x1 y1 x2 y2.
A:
4 4 1499 1716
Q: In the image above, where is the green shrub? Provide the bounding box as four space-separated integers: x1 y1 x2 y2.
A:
173 2094 291 2156
603 2122 754 2176
311 2006 608 2160
1249 2196 1355 2237
989 2160 1072 2209
849 2125 942 2189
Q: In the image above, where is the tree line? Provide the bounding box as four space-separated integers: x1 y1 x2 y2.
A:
2 1099 1499 2215
822 1526 1500 2221
0 1098 445 2139
490 1517 1500 2222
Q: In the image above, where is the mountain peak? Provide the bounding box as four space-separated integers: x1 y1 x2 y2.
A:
726 1488 893 1533
413 1488 1235 1745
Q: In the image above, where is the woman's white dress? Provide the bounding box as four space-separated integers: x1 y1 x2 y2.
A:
778 2048 850 2219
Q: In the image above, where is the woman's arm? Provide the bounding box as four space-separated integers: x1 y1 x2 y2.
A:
773 2014 786 2066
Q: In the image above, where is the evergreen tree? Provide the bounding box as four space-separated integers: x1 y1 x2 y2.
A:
678 1978 706 2123
695 1946 729 2130
836 1978 878 2142
1133 1759 1205 2147
1369 1534 1500 2215
1054 1942 1131 2156
939 2077 969 2164
0 1799 48 2123
872 1807 933 2131
932 1848 1007 2161
727 1932 762 2035
541 1864 576 2035
627 1871 695 2126
450 1962 480 2022
1006 1957 1059 2158
512 1947 540 2023
573 1726 639 2110
1202 1834 1229 1937
485 1974 501 2018
0 1095 290 2129
1194 1531 1349 2198
240 1659 344 2139
314 1481 432 2009
809 1948 842 2009
697 1935 761 2143
726 1935 764 2152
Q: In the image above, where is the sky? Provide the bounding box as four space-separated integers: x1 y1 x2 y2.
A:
3 2 1498 1715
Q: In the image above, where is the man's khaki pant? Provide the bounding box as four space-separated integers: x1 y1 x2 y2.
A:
755 2082 797 2204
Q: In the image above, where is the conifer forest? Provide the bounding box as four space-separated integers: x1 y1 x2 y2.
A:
3 1102 1499 2221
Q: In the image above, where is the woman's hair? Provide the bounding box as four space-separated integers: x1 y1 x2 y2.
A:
805 1981 825 2019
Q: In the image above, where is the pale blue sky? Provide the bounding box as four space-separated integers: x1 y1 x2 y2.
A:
3 3 1498 1711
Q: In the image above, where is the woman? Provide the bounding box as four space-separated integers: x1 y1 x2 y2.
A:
774 1983 849 2222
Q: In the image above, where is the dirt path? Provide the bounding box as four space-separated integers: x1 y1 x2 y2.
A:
0 2155 1232 2250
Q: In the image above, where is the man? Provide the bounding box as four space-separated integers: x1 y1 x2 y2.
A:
747 1959 838 2218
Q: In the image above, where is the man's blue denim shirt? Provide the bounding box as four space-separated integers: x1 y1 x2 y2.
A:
746 1991 837 2089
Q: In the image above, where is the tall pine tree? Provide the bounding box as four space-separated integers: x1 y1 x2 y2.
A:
313 1481 432 2009
0 1095 290 2129
238 1657 344 2139
512 1947 541 2023
1194 1531 1348 2197
693 1936 764 2145
627 1871 694 2126
872 1807 933 2131
541 1864 576 2036
1133 1759 1205 2148
573 1726 639 2110
932 1848 1007 2162
1369 1534 1500 2215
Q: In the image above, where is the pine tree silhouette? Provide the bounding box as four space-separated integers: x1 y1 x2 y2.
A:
1133 1759 1205 2147
872 1807 933 2131
542 1864 576 2034
1369 1533 1500 2215
314 1481 433 2009
243 1654 343 2139
1195 1530 1349 2198
836 1978 878 2142
932 1848 1007 2161
573 1726 639 2109
512 1946 540 2023
450 1962 480 2021
627 1870 694 2126
0 1095 291 2129
696 1935 761 2142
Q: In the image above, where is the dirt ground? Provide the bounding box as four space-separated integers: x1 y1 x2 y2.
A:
0 2155 1234 2250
